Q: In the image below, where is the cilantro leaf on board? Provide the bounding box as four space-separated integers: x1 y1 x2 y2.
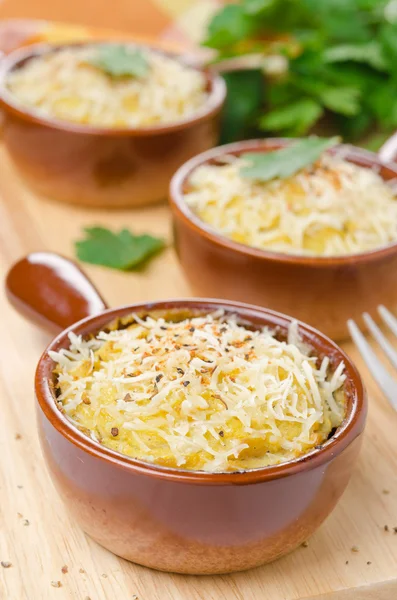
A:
75 227 165 270
240 137 339 182
88 45 149 78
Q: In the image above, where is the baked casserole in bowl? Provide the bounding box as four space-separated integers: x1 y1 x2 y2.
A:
0 41 226 208
170 137 397 340
6 253 366 574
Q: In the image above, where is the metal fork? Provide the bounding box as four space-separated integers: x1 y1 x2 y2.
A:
348 305 397 411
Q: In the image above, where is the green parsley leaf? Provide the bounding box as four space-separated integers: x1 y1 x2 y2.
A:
203 5 255 49
336 110 372 141
366 81 397 128
88 45 149 78
259 98 324 136
240 137 339 182
220 69 265 144
318 86 361 116
242 0 278 14
380 23 397 75
75 227 165 270
324 41 387 71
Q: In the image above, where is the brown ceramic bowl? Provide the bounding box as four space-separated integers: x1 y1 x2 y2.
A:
0 41 226 208
6 253 366 574
170 137 397 341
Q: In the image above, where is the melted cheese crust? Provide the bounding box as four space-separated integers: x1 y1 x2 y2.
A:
51 313 346 472
184 153 397 257
6 46 208 128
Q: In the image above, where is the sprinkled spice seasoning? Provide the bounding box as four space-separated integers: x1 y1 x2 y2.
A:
61 565 68 574
15 433 22 440
1 561 12 568
51 581 62 588
351 546 359 553
301 541 309 548
52 312 346 472
384 525 390 532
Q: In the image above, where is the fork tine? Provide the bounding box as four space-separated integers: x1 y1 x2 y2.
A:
347 319 397 411
362 312 397 370
378 305 397 338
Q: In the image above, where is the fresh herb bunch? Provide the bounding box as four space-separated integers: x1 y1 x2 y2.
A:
203 0 397 147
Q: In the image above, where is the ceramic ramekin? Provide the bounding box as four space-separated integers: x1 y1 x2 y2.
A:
0 41 226 208
6 253 366 574
169 138 397 340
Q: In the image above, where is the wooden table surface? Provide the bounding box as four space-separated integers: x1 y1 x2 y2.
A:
0 142 397 600
0 4 397 598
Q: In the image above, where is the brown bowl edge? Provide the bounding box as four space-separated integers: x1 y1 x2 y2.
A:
0 40 227 137
35 298 367 485
169 139 397 267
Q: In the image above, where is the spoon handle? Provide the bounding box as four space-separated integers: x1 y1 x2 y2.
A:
5 252 108 333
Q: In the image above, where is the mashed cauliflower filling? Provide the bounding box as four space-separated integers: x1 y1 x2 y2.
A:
50 312 346 472
184 153 397 257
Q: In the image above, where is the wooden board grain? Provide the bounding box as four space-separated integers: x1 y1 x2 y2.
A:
0 146 397 600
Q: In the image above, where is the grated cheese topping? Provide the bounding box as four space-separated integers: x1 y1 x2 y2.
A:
50 312 346 472
183 152 397 257
6 45 208 128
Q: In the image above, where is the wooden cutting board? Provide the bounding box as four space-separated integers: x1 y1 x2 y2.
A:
0 16 397 600
1 137 397 600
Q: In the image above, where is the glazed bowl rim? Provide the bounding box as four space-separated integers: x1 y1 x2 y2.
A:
0 40 226 137
35 298 366 485
169 138 397 267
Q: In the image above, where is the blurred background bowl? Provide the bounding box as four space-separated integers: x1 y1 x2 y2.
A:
0 41 226 208
170 138 397 341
